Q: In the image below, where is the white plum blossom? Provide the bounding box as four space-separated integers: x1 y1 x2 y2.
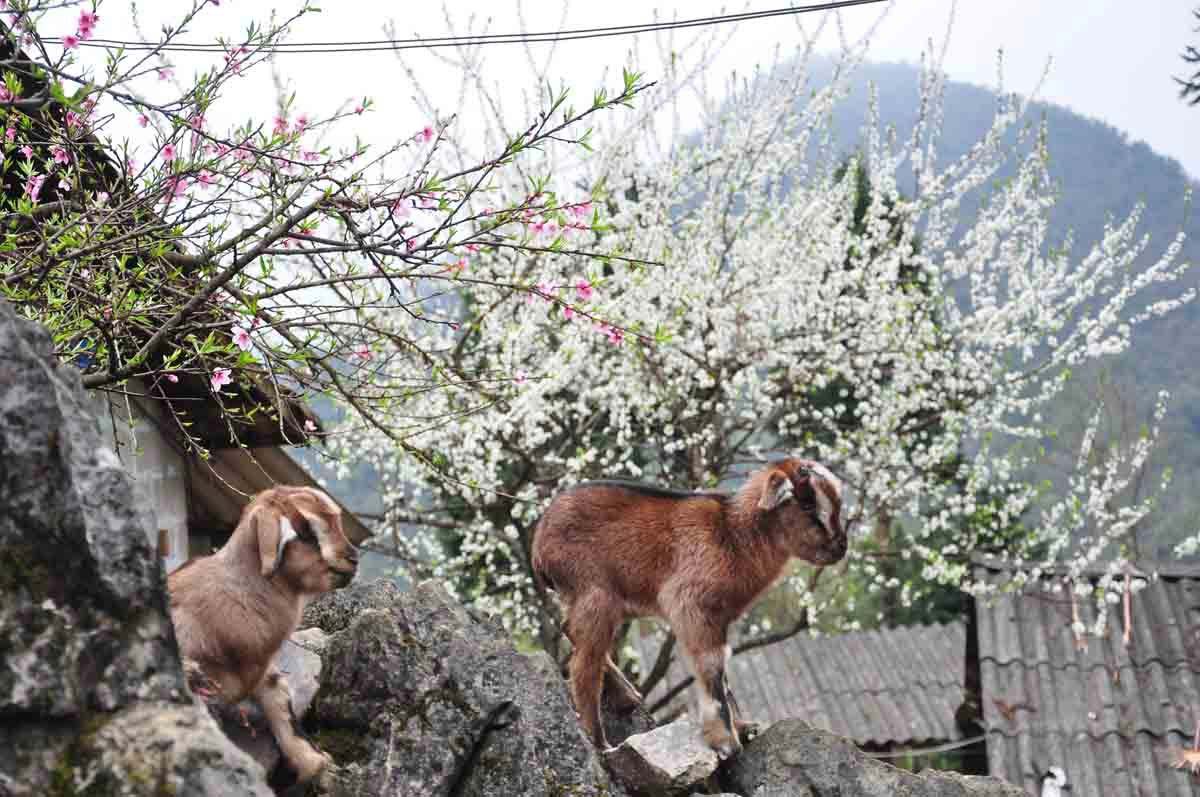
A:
334 24 1193 641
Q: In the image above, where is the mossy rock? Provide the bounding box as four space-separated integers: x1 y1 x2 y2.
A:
309 728 371 767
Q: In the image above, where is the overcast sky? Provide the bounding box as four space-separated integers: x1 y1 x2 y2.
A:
88 1 1197 177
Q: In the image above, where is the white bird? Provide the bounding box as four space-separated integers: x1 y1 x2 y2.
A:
1039 766 1071 797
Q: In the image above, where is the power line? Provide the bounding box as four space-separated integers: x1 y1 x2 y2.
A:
43 1 887 54
864 734 987 760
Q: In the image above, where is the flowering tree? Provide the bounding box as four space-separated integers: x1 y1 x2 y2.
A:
0 0 650 458
1178 6 1200 105
339 6 1196 681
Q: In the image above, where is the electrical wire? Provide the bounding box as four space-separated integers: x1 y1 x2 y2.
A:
43 0 888 53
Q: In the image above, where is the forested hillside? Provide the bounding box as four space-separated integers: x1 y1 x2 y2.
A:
813 60 1198 558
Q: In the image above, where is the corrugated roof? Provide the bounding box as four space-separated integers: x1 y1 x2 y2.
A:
633 620 967 746
974 558 1200 796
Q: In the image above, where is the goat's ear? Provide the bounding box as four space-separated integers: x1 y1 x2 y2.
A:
294 505 329 540
292 492 340 560
255 506 299 577
757 469 793 511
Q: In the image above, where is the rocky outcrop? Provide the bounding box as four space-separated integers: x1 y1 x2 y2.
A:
722 720 1024 797
0 299 269 796
300 579 624 796
603 720 720 795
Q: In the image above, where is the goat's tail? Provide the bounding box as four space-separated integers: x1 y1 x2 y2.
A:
528 515 555 594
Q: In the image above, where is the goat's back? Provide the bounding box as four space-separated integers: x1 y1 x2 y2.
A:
532 481 725 603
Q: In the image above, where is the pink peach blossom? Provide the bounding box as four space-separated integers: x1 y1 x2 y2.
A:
231 325 252 351
77 11 98 39
24 174 44 201
210 367 232 392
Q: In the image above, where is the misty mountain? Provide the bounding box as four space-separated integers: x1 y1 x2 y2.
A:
812 59 1198 557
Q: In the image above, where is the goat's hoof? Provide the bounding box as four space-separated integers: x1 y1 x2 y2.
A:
268 744 332 791
704 733 743 760
703 723 743 761
736 720 765 741
294 748 333 783
714 741 741 760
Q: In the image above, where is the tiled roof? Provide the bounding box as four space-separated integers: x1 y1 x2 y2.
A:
633 620 967 746
974 557 1200 796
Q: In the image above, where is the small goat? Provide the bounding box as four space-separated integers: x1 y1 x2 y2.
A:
532 458 847 755
168 486 359 784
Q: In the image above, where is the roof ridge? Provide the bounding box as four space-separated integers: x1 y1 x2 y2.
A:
980 656 1200 671
984 727 1195 742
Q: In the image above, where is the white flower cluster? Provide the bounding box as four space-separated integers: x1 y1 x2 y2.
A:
335 39 1193 637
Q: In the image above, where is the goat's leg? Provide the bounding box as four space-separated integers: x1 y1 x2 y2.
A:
603 655 644 713
253 667 331 783
566 592 620 750
564 601 640 723
724 673 763 740
181 657 245 704
673 618 740 758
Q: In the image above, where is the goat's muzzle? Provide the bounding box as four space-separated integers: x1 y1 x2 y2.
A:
329 544 360 586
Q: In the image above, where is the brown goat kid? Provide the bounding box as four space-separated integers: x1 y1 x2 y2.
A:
532 458 847 756
168 486 359 784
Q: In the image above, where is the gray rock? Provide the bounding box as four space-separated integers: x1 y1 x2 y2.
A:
603 720 719 795
601 681 658 749
279 631 327 718
74 702 269 797
0 299 270 796
0 310 181 718
291 627 330 658
304 579 621 797
722 720 1024 797
300 577 405 634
